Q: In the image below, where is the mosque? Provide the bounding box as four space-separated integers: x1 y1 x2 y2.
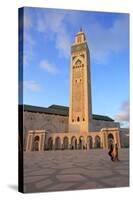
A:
24 29 128 152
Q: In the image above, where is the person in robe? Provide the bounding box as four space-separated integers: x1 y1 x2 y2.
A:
114 143 120 161
108 140 115 161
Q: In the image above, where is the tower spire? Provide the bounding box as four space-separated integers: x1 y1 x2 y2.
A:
69 30 92 133
80 26 82 32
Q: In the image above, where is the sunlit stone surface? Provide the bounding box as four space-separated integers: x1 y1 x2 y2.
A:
24 149 129 193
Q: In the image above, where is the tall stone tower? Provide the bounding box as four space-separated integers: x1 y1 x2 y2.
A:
69 29 92 133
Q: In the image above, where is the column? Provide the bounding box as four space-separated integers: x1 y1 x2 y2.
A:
53 137 55 150
26 134 30 151
92 136 95 149
26 134 33 151
115 131 121 148
61 137 63 150
40 134 45 151
86 137 89 150
104 132 108 149
117 131 121 148
68 137 71 150
101 132 106 149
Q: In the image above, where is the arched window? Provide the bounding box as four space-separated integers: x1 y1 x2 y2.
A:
83 118 85 121
77 36 81 43
72 119 74 122
75 59 81 65
77 116 80 122
34 136 39 141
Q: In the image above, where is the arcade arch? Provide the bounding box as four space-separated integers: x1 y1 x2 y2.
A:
107 133 114 149
48 137 53 150
79 136 85 149
87 136 93 149
33 136 40 151
71 136 77 149
63 137 69 149
55 137 61 150
95 135 101 148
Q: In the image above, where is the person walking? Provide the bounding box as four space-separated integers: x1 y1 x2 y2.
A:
114 143 120 161
108 140 114 161
111 142 117 161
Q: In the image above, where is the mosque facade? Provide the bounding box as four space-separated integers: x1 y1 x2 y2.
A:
24 30 126 152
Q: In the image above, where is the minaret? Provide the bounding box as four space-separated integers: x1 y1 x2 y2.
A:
69 29 92 133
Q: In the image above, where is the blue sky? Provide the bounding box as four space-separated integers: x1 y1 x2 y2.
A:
22 7 129 127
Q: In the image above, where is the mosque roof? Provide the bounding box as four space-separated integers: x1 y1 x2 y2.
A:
22 104 114 122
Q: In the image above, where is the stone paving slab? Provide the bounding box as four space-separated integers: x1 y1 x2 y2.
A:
24 149 129 193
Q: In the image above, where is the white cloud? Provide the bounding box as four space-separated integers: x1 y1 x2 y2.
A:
36 12 128 63
36 10 71 57
24 80 41 92
86 16 129 64
23 9 129 65
40 60 59 74
115 100 129 123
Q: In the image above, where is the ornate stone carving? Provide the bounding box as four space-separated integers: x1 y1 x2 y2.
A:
71 43 87 52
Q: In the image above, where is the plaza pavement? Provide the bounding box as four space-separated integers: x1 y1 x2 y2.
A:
24 149 129 193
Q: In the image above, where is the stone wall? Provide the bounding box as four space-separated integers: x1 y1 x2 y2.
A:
23 111 68 150
23 110 128 150
120 128 129 148
90 119 120 131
